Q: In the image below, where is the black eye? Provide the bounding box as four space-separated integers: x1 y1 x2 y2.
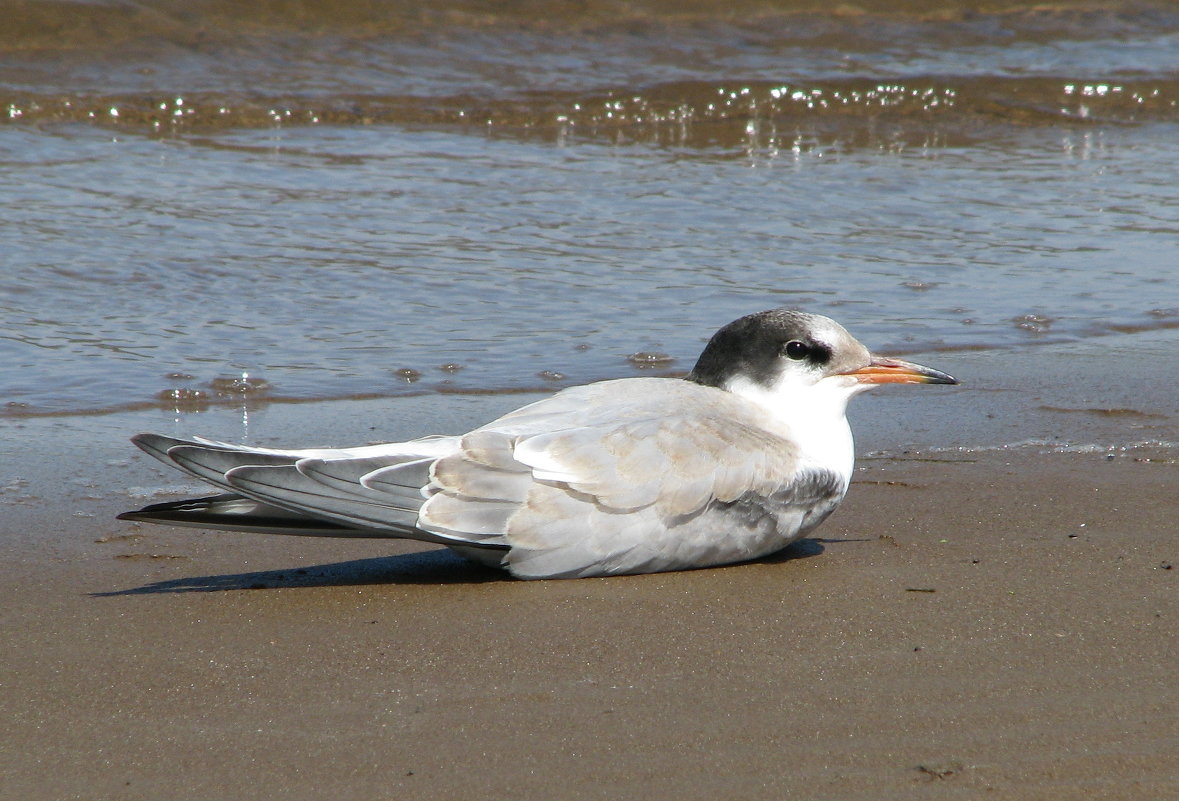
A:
784 340 810 360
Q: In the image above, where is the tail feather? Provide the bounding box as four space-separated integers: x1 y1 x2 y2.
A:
116 493 403 538
122 433 507 551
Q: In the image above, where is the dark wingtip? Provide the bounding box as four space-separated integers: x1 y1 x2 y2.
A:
117 506 162 523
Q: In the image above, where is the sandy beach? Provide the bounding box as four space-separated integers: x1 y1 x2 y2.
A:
3 382 1176 800
5 0 1178 796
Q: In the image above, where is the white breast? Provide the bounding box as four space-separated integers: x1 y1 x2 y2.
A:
724 372 873 491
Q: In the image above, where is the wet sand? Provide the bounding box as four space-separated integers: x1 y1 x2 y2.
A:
3 445 1175 800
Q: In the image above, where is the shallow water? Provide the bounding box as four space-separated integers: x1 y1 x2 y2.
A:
2 0 1177 433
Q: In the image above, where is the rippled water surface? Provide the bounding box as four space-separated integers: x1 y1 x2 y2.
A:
2 0 1177 418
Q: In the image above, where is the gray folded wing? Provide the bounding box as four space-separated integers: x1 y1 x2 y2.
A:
127 432 499 547
415 379 820 578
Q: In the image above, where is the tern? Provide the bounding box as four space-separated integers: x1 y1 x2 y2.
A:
119 309 957 579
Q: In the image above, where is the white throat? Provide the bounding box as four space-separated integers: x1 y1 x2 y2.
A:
725 372 874 486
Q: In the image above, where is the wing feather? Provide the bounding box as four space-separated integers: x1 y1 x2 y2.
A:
299 456 432 507
166 445 296 492
510 415 798 517
418 379 813 576
430 454 534 502
224 464 503 546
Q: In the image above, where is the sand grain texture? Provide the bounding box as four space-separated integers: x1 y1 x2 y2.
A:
2 449 1175 800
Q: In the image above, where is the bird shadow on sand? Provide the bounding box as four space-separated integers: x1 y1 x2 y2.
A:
93 538 829 596
92 548 505 596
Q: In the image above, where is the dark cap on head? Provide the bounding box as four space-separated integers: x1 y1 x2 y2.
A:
686 308 858 389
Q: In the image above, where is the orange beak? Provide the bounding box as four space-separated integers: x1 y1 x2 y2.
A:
843 356 958 385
